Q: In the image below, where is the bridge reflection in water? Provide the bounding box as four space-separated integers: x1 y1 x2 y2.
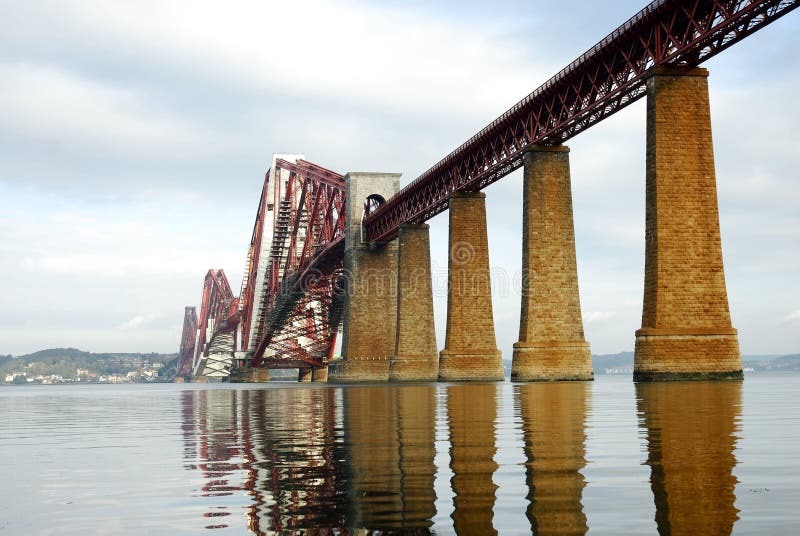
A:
180 381 741 534
637 381 742 536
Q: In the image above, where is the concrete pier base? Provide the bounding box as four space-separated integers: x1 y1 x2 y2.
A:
634 66 742 381
512 343 592 381
312 366 328 382
512 145 593 381
438 192 503 381
228 366 270 383
329 172 401 383
298 367 313 382
390 224 439 382
634 330 742 381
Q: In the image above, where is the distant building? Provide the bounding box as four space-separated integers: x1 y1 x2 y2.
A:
4 372 27 383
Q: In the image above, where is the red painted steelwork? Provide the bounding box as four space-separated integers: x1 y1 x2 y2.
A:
248 160 347 369
238 173 270 353
176 306 198 378
193 269 236 373
363 0 799 243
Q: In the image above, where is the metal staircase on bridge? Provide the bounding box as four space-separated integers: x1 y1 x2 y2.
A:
250 198 293 350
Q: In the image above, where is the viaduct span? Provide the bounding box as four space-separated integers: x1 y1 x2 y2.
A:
177 0 798 383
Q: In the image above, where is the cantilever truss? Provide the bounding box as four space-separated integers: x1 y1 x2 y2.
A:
238 160 347 369
192 269 238 376
364 0 799 242
176 306 198 378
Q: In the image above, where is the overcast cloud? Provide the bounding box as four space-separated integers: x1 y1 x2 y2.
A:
1 0 798 356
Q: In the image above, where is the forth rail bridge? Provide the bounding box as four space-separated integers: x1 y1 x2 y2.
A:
175 0 798 384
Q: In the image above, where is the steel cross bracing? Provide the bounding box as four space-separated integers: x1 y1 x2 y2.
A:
244 160 347 369
363 0 799 243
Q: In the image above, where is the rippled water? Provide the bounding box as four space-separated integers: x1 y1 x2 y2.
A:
1 375 798 535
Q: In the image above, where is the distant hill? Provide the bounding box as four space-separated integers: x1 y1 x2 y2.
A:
592 352 635 374
592 351 800 374
1 348 177 382
743 354 800 372
502 351 635 376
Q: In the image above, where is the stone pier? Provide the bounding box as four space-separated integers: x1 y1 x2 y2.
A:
438 192 504 381
228 366 270 383
390 224 439 381
298 367 313 382
634 66 742 381
512 145 593 381
312 366 328 382
329 172 401 383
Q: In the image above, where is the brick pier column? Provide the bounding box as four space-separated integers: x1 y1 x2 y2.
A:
228 366 270 383
438 192 504 381
311 366 328 382
390 224 439 381
512 145 593 381
635 66 742 381
329 172 401 383
298 367 312 382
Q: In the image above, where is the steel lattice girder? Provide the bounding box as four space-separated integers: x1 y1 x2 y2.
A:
238 172 270 353
249 161 347 368
176 306 198 378
363 0 799 243
193 269 236 371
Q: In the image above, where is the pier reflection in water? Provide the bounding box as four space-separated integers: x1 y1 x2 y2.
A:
176 380 746 534
447 383 499 535
516 382 589 535
344 385 437 530
637 381 742 536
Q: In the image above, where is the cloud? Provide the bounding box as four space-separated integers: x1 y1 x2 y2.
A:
118 314 160 330
2 188 246 282
787 310 800 322
583 311 617 323
3 1 548 121
0 62 214 156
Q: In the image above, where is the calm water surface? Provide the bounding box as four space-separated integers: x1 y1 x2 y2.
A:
1 374 798 535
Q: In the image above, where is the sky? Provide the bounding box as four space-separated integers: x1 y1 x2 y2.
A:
1 0 798 357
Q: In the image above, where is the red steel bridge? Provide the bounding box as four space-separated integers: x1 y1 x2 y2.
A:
176 0 797 380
